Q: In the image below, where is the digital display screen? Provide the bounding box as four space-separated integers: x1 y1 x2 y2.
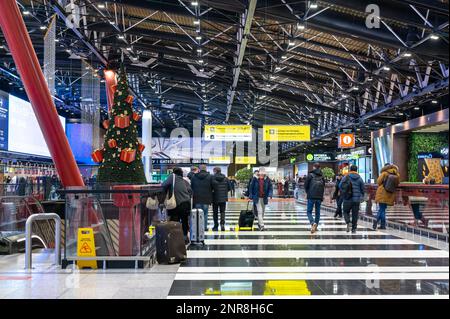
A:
8 94 66 157
0 90 9 151
66 123 95 165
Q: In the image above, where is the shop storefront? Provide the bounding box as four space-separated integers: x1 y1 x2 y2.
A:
336 146 372 182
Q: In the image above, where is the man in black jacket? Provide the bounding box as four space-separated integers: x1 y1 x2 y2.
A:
191 164 214 231
304 163 325 234
212 167 231 231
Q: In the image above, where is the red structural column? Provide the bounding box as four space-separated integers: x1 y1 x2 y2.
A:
0 0 84 187
104 70 117 113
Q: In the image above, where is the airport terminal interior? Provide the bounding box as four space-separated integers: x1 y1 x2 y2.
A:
0 0 449 300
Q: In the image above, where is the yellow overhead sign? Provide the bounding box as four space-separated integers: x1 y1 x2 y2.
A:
208 156 231 164
235 156 257 164
204 125 252 141
263 125 311 142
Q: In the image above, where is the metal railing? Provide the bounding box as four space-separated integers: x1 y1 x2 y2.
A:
25 213 61 269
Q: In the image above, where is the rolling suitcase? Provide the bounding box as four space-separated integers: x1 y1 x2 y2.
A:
238 201 255 230
155 221 187 264
190 208 205 244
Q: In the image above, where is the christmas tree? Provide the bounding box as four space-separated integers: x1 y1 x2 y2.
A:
93 66 146 184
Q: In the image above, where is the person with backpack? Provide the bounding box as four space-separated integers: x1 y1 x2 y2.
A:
211 167 231 231
374 163 400 230
339 165 365 233
162 167 192 243
191 164 214 231
304 163 325 234
332 173 344 219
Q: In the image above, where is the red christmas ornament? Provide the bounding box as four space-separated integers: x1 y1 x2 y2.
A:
132 112 141 121
137 143 145 153
114 114 130 129
92 149 104 163
107 139 117 148
125 95 134 104
120 148 136 163
102 120 110 129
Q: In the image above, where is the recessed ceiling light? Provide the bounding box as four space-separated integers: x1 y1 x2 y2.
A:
298 23 306 30
281 55 287 59
0 45 4 49
275 66 281 71
367 76 373 81
403 52 412 57
54 39 59 42
40 26 46 30
191 1 199 6
109 20 115 25
200 68 205 72
23 10 30 15
430 34 439 40
383 66 391 71
118 35 124 39
98 4 105 8
126 47 132 51
198 59 204 64
8 82 13 85
414 106 420 110
310 2 318 9
196 36 202 40
197 48 202 53
194 20 200 25
432 100 438 104
288 41 295 46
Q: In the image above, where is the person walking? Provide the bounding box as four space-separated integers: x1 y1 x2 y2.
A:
162 167 192 244
373 163 400 230
293 175 300 200
211 167 231 231
304 163 325 234
284 178 290 198
229 177 236 198
249 169 273 231
332 173 344 219
191 164 214 231
340 165 365 233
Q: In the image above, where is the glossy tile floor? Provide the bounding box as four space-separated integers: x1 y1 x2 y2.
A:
0 201 448 299
168 200 449 299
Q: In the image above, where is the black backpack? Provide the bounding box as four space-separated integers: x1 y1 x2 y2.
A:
383 173 399 193
340 177 353 200
309 174 325 198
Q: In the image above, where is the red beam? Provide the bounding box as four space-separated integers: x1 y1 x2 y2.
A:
0 0 84 187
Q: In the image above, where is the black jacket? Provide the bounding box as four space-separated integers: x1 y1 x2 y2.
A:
332 178 342 200
212 173 231 204
191 170 214 205
304 168 325 200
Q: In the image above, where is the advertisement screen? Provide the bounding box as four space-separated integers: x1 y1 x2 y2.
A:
8 94 66 157
0 90 9 151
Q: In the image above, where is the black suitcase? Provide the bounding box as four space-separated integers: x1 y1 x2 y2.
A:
155 221 187 264
239 202 255 230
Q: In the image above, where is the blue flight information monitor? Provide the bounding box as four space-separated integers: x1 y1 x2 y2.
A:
0 90 9 151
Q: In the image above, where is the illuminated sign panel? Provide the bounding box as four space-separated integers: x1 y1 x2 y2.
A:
204 125 252 141
263 125 310 142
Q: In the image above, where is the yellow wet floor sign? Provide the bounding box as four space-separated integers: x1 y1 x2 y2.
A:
77 228 97 269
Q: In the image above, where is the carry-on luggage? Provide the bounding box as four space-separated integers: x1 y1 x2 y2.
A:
190 208 205 244
155 221 187 264
238 201 255 230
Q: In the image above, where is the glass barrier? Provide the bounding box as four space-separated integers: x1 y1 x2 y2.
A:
296 182 449 235
0 196 55 253
59 185 163 267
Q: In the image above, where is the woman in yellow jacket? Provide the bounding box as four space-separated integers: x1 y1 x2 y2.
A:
373 164 400 230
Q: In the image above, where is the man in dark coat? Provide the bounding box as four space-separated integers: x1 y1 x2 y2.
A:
304 163 325 234
339 165 365 233
191 164 214 231
211 167 231 231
